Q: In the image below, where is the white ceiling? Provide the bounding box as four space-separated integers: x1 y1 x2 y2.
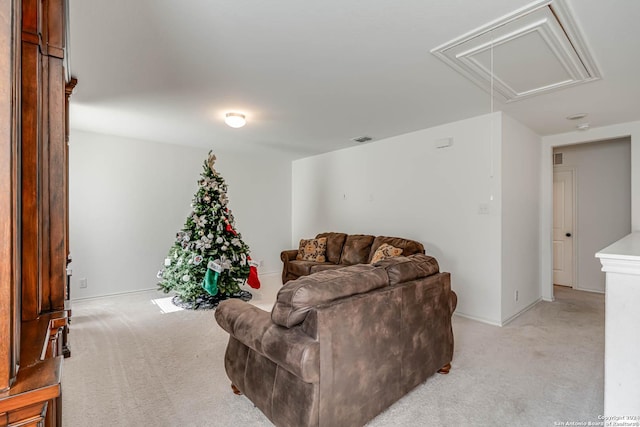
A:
68 0 640 158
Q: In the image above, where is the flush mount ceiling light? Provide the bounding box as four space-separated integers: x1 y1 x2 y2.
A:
224 112 246 128
576 123 590 131
351 135 373 144
566 113 588 120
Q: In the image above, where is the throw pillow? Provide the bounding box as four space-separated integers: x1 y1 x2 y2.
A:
370 243 403 264
296 237 328 262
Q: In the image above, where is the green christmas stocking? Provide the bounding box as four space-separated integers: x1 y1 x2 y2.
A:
202 260 222 296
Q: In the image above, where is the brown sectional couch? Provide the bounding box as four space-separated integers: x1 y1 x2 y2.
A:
281 232 425 283
215 253 457 427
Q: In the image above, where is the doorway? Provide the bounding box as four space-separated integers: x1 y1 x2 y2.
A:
551 138 631 295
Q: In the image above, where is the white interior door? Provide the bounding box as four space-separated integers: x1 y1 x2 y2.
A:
553 170 574 287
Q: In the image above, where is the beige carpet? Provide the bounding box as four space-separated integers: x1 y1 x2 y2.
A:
62 282 604 426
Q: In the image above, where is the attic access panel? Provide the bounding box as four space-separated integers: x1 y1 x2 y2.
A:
431 0 601 102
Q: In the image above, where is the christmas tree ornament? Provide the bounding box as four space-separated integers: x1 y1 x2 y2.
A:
226 223 238 235
218 258 232 270
207 152 217 172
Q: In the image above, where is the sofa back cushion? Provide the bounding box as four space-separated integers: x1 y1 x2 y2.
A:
272 264 389 328
316 232 348 264
373 254 439 285
339 234 375 265
367 236 425 263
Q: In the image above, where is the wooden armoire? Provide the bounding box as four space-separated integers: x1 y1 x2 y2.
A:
1 0 74 425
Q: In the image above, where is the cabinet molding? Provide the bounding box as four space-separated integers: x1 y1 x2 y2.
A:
1 0 71 425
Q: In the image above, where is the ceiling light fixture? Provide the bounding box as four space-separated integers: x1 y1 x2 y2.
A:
576 123 590 131
566 113 588 121
351 136 373 144
225 112 246 128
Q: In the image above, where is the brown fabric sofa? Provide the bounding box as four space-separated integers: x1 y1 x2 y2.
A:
215 254 457 427
281 233 425 283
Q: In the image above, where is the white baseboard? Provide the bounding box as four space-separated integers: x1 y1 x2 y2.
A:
500 297 542 326
252 271 282 288
257 270 280 278
72 287 159 302
454 311 502 327
455 297 543 327
72 271 281 303
574 286 605 294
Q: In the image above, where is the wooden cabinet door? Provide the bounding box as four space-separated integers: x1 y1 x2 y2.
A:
21 0 67 320
0 0 22 392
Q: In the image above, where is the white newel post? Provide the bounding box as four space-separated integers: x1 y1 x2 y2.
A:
596 233 640 418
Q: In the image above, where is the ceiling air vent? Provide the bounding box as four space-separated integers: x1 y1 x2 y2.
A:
554 152 564 165
351 136 373 144
431 0 601 102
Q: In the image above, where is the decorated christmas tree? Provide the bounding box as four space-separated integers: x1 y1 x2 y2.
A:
157 152 260 309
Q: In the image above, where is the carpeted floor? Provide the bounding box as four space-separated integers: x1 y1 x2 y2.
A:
62 282 604 426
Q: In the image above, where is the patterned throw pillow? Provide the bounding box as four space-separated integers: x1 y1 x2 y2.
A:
296 237 328 262
370 243 403 264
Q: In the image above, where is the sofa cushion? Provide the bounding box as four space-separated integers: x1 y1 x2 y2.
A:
272 264 389 328
296 237 327 262
309 264 344 274
373 253 439 286
340 234 375 265
370 243 403 264
316 232 347 264
368 236 425 263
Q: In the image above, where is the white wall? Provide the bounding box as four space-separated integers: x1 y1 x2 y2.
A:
540 120 640 300
501 114 541 322
292 113 504 324
553 138 631 293
69 130 291 299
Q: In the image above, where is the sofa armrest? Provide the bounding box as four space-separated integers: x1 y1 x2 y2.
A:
262 323 320 383
281 249 298 262
281 249 300 284
216 299 320 383
450 290 458 315
215 299 272 354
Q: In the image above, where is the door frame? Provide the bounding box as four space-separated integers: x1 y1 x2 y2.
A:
541 126 637 302
552 166 578 290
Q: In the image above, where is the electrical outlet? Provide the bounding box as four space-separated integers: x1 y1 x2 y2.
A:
478 203 490 215
514 290 519 302
80 277 88 289
258 260 264 267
